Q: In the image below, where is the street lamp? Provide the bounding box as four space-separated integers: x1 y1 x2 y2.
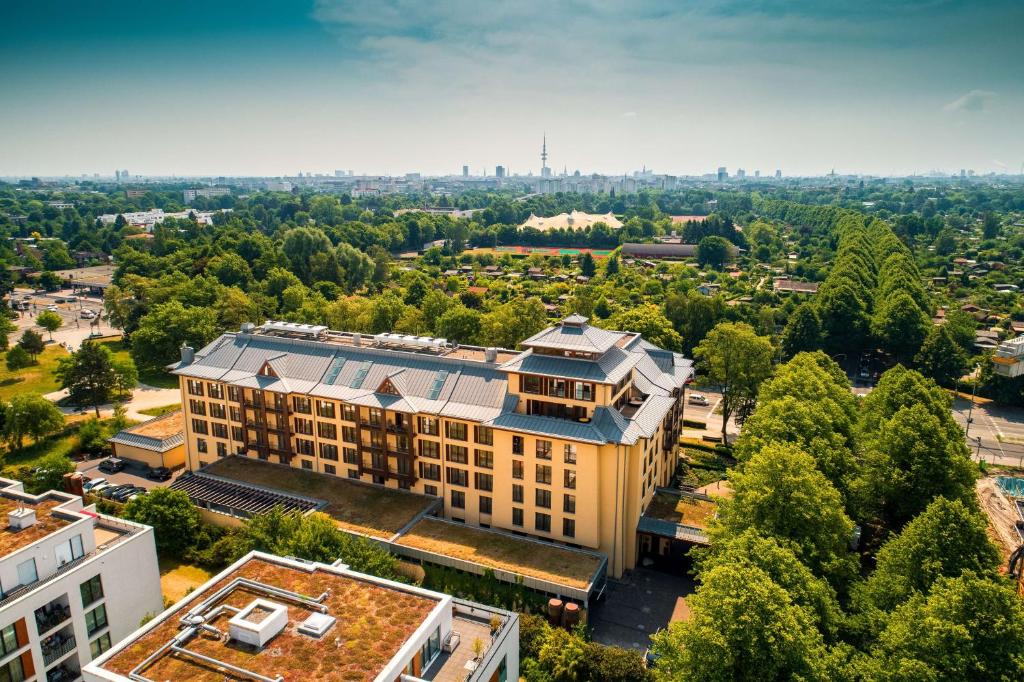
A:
964 363 980 438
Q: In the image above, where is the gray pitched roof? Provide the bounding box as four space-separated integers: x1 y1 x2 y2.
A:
520 316 627 354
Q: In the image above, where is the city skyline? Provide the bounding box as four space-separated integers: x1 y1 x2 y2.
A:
2 1 1022 177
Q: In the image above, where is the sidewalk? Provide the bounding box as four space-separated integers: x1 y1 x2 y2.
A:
44 383 180 422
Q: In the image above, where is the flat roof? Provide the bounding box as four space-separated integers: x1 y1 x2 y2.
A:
395 517 602 590
639 489 717 545
199 457 435 539
96 554 440 682
0 496 72 556
109 410 184 452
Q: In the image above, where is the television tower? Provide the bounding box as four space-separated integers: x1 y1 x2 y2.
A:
541 134 551 178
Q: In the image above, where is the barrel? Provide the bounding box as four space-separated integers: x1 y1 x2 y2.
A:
547 598 563 626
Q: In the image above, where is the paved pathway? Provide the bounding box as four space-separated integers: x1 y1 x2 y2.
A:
590 568 695 650
45 384 180 422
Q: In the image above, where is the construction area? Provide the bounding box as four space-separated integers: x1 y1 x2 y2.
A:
978 476 1024 564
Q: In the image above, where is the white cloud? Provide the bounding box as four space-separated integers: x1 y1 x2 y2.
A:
943 89 997 112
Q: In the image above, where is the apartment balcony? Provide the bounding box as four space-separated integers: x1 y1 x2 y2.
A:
42 629 76 667
386 421 411 434
35 597 71 636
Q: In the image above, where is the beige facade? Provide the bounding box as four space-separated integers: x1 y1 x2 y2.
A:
175 317 690 578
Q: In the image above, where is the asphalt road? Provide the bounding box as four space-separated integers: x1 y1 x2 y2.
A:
952 397 1024 468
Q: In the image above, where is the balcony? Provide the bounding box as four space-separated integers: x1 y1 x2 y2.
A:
46 662 80 682
386 421 410 434
42 630 76 666
35 598 71 635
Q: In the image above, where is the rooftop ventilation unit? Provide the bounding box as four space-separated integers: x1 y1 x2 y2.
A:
260 321 328 339
228 599 289 648
297 612 336 638
373 333 447 352
8 506 36 530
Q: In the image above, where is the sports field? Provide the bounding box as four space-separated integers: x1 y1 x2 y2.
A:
468 245 613 258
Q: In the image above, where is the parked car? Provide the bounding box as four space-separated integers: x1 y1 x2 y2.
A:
82 477 106 492
688 393 710 406
98 457 125 473
88 482 113 495
80 309 95 319
65 296 78 303
46 305 58 312
147 467 173 482
111 486 145 503
99 484 132 499
53 298 66 304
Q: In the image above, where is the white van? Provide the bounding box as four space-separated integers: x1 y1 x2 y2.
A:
688 393 710 406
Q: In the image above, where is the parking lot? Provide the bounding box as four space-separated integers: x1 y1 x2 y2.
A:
10 286 111 350
681 388 740 442
76 457 183 492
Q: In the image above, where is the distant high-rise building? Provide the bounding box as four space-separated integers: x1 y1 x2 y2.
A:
717 167 727 181
775 169 782 179
754 170 760 178
541 134 551 178
495 165 506 178
736 168 746 179
335 170 344 177
960 169 967 178
462 165 469 177
115 170 121 183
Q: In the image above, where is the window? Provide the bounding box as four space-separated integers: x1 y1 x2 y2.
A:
0 623 20 657
446 445 468 464
231 426 244 442
230 406 242 422
292 396 311 414
0 658 24 682
521 375 542 394
301 460 313 470
563 519 576 538
55 534 85 566
422 626 441 667
343 447 358 464
480 496 492 514
574 382 594 401
210 403 226 420
474 472 493 492
512 460 524 480
366 408 382 426
564 444 577 464
295 439 314 456
536 464 552 485
474 449 493 469
187 379 204 396
316 400 336 419
474 425 493 445
191 418 208 435
512 484 524 503
564 470 577 489
227 385 240 402
419 416 439 436
293 418 313 435
212 423 228 439
549 379 567 398
319 443 339 461
535 489 551 508
208 382 224 399
512 436 524 455
81 575 104 606
217 442 228 457
451 490 465 509
446 468 468 487
419 440 440 459
90 632 112 659
197 438 207 453
188 399 206 416
564 494 576 513
348 469 359 479
535 513 551 532
445 421 467 441
536 440 552 459
324 464 336 475
317 422 337 440
512 508 524 527
424 485 438 496
341 426 357 443
419 462 441 481
86 604 107 636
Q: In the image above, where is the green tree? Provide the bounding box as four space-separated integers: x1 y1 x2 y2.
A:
604 304 682 352
0 316 16 350
56 342 136 416
860 574 1024 682
696 235 732 269
130 301 218 370
537 627 587 681
714 442 856 583
435 306 482 345
816 281 869 350
36 309 62 341
479 299 548 349
872 291 929 361
579 252 596 278
981 212 1001 239
17 329 45 359
915 325 967 387
693 322 774 439
123 488 201 555
282 227 333 283
650 562 829 682
604 253 620 277
12 452 76 494
856 498 1000 615
664 291 726 355
780 303 823 359
3 393 64 449
5 345 32 371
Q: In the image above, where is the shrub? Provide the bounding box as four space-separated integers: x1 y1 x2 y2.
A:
5 345 32 370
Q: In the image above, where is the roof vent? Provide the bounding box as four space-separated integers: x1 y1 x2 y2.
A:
297 612 336 638
241 322 255 334
484 347 498 363
180 343 195 365
8 507 36 530
228 599 288 648
353 333 362 347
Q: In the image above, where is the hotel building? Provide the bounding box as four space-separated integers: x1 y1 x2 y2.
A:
83 551 518 682
170 315 693 578
0 478 162 682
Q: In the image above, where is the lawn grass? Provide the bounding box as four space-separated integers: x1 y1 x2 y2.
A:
0 344 69 401
396 517 602 589
96 338 179 389
158 557 213 603
139 403 182 417
2 415 134 471
202 457 434 539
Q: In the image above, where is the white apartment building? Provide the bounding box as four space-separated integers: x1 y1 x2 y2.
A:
0 478 162 682
84 551 518 682
993 336 1024 378
182 188 230 203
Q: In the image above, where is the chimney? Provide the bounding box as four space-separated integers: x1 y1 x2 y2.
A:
484 347 498 363
352 333 361 347
9 507 36 530
241 322 255 334
180 343 195 365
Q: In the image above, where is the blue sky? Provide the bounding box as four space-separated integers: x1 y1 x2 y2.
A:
1 1 1021 177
